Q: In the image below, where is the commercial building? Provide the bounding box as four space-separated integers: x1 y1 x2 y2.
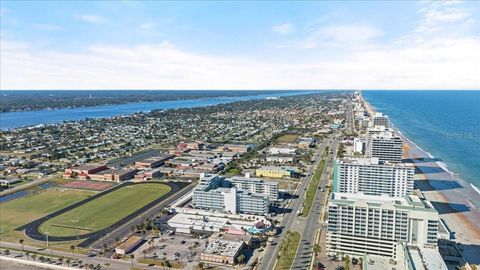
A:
167 208 271 234
176 141 206 151
115 236 143 255
333 157 414 198
200 239 244 266
266 155 294 163
366 131 403 163
326 192 439 259
268 147 296 155
92 168 137 182
255 166 299 178
229 175 279 201
134 154 174 169
373 112 389 127
298 137 316 149
217 144 252 154
63 163 108 178
63 164 136 182
191 174 272 215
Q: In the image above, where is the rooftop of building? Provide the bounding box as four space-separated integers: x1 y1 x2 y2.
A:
407 246 448 270
116 236 143 250
138 154 174 163
258 165 298 171
71 163 106 171
363 254 406 270
337 157 413 167
229 175 279 185
330 192 436 211
202 239 244 257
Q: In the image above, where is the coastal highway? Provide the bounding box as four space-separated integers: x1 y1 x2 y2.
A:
290 137 338 270
258 134 338 270
345 97 354 133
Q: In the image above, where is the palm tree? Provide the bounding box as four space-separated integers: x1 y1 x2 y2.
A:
66 259 71 266
31 254 37 261
237 254 245 265
344 255 350 270
313 244 321 258
165 260 172 270
70 245 76 256
19 239 24 251
130 254 135 267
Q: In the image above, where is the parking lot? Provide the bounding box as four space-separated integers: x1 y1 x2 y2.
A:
133 233 209 266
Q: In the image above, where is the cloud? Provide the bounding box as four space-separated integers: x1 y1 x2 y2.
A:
414 1 473 34
272 23 295 35
139 22 154 30
32 23 63 31
2 35 479 90
275 24 382 49
77 14 107 24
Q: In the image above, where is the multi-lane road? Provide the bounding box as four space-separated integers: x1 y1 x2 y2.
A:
259 99 354 270
258 134 339 270
290 137 338 270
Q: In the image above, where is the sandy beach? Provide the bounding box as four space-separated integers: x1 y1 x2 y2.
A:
360 93 480 265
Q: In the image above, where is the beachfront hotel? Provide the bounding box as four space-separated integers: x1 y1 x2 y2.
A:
326 192 439 259
373 112 389 128
333 157 414 198
366 130 404 163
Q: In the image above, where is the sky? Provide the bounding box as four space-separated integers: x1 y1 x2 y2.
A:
1 1 479 90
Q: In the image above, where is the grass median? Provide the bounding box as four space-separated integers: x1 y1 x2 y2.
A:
274 230 301 270
301 159 326 218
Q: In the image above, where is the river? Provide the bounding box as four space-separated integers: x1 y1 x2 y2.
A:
0 90 321 130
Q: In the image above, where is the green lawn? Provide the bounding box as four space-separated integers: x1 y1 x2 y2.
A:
276 134 298 143
0 188 95 239
301 159 326 218
274 231 301 270
39 184 171 237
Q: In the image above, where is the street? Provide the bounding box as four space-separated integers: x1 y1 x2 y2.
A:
258 134 338 270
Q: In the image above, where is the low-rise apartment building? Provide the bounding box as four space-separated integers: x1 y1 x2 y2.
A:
256 166 299 178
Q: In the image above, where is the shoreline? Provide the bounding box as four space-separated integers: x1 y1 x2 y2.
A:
0 90 323 131
359 92 480 263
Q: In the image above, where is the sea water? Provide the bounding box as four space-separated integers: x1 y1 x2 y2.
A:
362 90 480 191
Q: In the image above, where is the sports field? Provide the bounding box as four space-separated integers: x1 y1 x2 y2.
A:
39 183 170 237
0 188 95 239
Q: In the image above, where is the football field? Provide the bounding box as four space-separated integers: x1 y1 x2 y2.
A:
39 183 170 237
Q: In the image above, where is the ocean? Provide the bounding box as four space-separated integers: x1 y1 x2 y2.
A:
0 90 321 130
362 90 480 189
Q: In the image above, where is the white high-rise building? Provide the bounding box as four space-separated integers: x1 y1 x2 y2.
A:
353 137 366 154
192 174 274 215
334 157 414 198
373 112 389 127
228 175 279 201
327 192 439 259
366 130 403 163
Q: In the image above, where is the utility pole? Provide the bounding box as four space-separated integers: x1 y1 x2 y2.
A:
45 228 49 247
